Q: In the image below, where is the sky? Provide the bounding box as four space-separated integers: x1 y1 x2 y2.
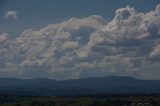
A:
0 0 160 80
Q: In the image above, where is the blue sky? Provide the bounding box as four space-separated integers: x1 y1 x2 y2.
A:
0 0 160 80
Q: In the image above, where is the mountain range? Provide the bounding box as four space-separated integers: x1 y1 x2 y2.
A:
0 76 160 96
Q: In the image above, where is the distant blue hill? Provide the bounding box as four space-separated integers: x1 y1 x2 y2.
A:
0 76 160 96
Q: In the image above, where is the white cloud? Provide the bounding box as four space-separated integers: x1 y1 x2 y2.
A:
1 5 160 80
0 33 8 43
149 44 160 59
63 41 79 49
4 11 18 20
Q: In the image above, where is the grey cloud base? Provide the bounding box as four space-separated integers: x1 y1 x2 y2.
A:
1 5 160 80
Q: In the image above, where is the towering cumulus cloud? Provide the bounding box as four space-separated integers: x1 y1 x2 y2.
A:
1 5 160 79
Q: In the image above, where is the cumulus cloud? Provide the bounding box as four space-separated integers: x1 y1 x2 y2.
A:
4 11 18 20
0 33 8 43
1 5 160 80
149 44 160 59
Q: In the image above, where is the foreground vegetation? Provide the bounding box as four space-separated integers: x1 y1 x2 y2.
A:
0 94 160 106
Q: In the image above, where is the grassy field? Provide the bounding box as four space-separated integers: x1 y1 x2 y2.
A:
0 94 159 106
